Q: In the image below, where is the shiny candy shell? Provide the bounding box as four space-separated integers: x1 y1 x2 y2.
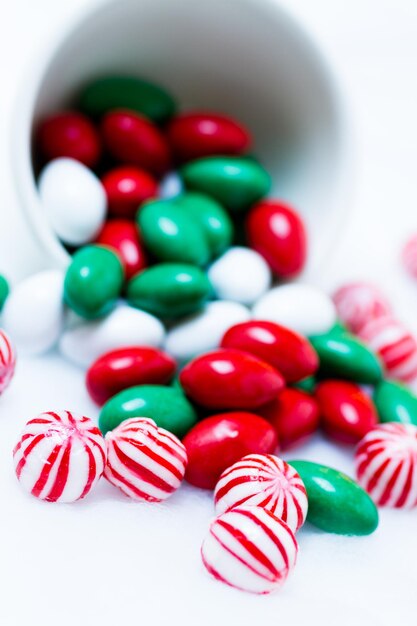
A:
183 412 278 489
0 329 16 394
105 417 187 502
95 219 147 280
86 346 176 406
102 166 158 219
332 282 391 333
373 379 417 426
201 506 298 594
315 380 378 444
221 320 318 383
214 454 308 532
38 158 107 246
252 284 337 337
180 349 285 410
355 423 417 507
37 112 101 168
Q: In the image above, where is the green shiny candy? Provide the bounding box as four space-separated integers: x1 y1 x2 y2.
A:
289 460 379 536
309 331 382 384
177 192 233 257
126 263 212 318
374 379 417 425
99 385 198 437
64 245 124 318
293 376 316 394
0 274 9 311
137 199 211 266
78 75 176 123
181 156 271 212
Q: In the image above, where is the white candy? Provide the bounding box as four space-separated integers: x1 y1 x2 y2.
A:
38 158 107 246
3 270 65 354
59 304 165 367
208 247 271 305
159 172 183 199
252 284 336 336
164 301 250 361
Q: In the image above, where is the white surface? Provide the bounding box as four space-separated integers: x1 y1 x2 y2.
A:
2 0 417 625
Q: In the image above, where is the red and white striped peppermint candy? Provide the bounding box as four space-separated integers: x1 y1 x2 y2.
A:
0 329 16 394
332 282 390 334
358 315 417 383
355 423 417 508
214 454 307 532
13 410 106 503
104 417 188 502
402 233 417 279
201 505 298 594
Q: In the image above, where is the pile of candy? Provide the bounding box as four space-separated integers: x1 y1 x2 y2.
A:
2 74 417 595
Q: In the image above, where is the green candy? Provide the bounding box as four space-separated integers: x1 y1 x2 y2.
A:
374 379 417 425
137 199 211 266
293 376 316 394
328 320 349 336
126 263 212 318
177 193 233 257
289 460 379 536
0 274 9 311
99 385 197 437
64 245 124 319
181 156 271 212
78 75 176 124
309 331 382 384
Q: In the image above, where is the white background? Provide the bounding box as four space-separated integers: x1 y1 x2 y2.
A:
1 1 417 625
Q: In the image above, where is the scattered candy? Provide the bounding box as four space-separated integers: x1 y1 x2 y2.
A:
201 506 298 594
183 412 278 489
38 158 107 246
105 417 187 502
86 346 176 405
358 315 417 383
0 274 10 311
0 329 16 394
214 454 308 532
37 112 101 168
289 460 379 535
95 219 147 280
332 282 390 333
373 379 417 426
101 166 158 219
355 423 417 508
13 410 106 502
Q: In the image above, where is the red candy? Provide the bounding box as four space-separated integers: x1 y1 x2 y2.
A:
315 380 378 444
37 112 101 168
95 219 148 279
86 346 176 405
333 282 390 333
101 110 171 177
101 166 158 219
246 200 307 278
0 329 16 394
167 112 250 162
183 412 278 489
180 348 285 410
221 321 318 383
259 388 320 450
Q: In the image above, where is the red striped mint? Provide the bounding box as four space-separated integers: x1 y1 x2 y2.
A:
402 233 417 279
333 282 390 333
201 505 298 594
104 417 187 502
355 423 417 508
0 329 16 394
13 410 106 502
358 315 417 383
214 454 307 532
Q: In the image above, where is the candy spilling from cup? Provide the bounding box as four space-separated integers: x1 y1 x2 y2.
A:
3 74 417 596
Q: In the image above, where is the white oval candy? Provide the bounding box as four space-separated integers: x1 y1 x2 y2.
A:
38 158 107 246
208 247 271 305
59 304 165 367
164 300 250 362
252 284 336 336
2 270 65 354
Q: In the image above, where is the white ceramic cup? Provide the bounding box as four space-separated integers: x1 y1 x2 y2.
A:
12 0 349 278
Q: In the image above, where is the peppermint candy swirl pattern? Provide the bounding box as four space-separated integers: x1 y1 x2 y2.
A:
0 329 16 394
333 282 390 333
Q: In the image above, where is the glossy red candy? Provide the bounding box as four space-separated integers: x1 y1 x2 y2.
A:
315 380 378 444
259 388 320 450
37 112 101 168
180 349 285 409
167 112 251 162
86 346 176 405
101 166 158 219
246 200 307 278
182 412 278 489
95 219 147 279
221 320 318 383
101 110 171 177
